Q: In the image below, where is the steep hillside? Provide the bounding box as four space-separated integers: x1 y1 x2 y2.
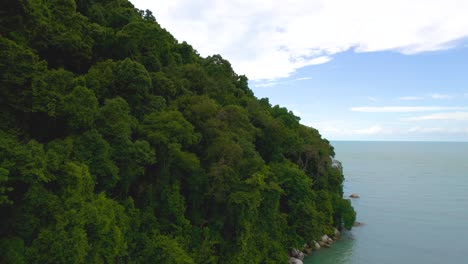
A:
0 0 355 263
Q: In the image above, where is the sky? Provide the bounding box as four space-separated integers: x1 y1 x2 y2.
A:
131 0 468 141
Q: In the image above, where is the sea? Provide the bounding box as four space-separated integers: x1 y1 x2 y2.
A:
305 141 468 264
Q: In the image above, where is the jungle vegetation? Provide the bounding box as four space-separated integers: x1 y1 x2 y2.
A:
0 0 355 263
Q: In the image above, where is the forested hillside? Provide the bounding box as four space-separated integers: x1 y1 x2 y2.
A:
0 0 355 263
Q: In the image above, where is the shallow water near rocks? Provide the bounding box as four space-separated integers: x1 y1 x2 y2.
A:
305 141 468 264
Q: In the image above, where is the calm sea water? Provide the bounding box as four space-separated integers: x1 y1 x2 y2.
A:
306 141 468 264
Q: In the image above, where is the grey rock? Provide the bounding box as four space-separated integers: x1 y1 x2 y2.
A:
314 241 321 250
289 257 304 264
321 235 329 242
330 156 343 172
289 248 304 260
353 221 364 227
334 228 341 237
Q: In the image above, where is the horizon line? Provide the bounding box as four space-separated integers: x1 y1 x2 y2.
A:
330 139 468 143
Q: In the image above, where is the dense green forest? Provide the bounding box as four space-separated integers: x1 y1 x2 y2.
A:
0 0 355 263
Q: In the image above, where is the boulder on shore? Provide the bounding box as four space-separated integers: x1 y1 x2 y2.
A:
314 241 321 250
289 248 304 260
349 193 360 198
289 257 303 264
334 228 341 237
353 221 364 227
321 235 329 242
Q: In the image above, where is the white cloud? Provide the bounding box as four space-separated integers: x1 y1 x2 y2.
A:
291 109 303 117
306 120 355 137
321 126 340 133
354 125 384 135
398 96 424 101
131 0 468 80
350 106 468 113
367 96 378 102
430 93 452 99
405 112 468 121
253 82 279 88
295 77 313 81
311 122 387 136
407 127 468 133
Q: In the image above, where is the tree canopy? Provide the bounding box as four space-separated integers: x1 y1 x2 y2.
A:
0 0 355 263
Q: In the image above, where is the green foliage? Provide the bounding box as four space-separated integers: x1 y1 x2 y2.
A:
29 223 89 264
63 86 99 129
85 59 117 101
0 132 48 183
151 71 178 99
0 236 27 264
138 232 195 264
113 58 152 108
0 1 355 263
0 36 42 112
32 68 74 116
332 195 356 230
83 193 129 263
72 130 119 190
0 168 13 205
140 111 199 147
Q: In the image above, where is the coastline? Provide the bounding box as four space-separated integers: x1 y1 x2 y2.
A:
290 191 360 263
289 228 343 264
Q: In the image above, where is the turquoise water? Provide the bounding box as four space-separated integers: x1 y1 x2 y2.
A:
306 141 468 264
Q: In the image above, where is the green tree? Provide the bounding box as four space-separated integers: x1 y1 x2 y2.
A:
62 86 99 130
137 232 195 264
0 168 12 205
72 130 119 191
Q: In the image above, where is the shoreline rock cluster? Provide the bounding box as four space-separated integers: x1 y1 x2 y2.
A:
288 228 341 264
288 190 359 263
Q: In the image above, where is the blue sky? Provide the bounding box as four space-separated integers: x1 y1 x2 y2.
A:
131 0 468 141
251 48 468 141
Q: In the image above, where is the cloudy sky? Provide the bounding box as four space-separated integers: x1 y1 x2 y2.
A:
131 0 468 141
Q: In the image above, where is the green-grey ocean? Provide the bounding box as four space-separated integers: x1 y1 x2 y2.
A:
306 141 468 264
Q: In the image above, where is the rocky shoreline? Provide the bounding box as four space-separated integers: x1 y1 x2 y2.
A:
288 159 358 264
288 228 342 264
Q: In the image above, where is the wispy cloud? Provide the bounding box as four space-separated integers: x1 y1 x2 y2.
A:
430 93 452 99
132 0 468 80
398 96 424 101
253 76 313 87
291 109 303 117
307 56 332 66
253 82 279 88
354 125 383 135
408 127 445 133
295 77 313 81
309 122 388 137
405 112 468 121
350 106 468 113
367 96 378 102
408 127 468 133
253 75 312 87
